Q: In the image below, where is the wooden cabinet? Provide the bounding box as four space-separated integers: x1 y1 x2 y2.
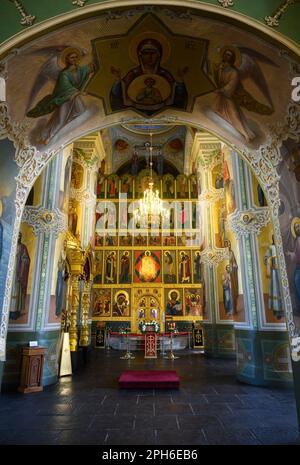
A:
18 347 46 393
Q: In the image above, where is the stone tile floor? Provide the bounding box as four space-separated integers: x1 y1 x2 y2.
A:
0 349 299 445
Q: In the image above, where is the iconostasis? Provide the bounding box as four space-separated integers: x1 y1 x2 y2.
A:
92 170 205 332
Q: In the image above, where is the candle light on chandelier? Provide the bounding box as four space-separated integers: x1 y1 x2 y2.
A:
133 132 170 226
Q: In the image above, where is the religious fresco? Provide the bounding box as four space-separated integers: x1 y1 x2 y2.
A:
134 250 161 283
104 250 117 284
0 139 18 324
112 289 130 317
163 174 175 199
93 288 111 318
277 139 300 329
217 259 234 322
165 289 183 316
59 151 73 215
176 175 189 199
251 174 268 208
212 163 224 190
257 225 285 324
48 236 69 324
9 224 35 325
70 161 84 190
163 250 176 284
212 198 226 248
184 288 205 317
119 250 131 284
223 149 237 217
4 11 291 154
217 232 245 323
94 250 103 284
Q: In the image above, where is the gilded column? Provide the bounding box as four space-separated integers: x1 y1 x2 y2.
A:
79 280 91 346
69 274 80 352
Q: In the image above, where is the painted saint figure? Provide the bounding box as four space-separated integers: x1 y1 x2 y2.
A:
194 251 201 283
120 251 130 284
210 46 275 143
55 239 68 318
222 264 233 316
110 38 188 115
113 291 129 317
10 232 31 320
287 218 300 314
179 251 191 283
264 236 283 319
227 240 239 313
164 250 175 283
166 290 182 316
26 47 95 145
105 251 116 283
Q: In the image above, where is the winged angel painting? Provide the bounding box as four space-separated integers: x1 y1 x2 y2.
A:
26 46 95 146
208 45 278 143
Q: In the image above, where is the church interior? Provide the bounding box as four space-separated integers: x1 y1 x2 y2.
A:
0 0 300 446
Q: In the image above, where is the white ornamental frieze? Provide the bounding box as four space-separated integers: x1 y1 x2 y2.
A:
198 188 224 205
200 247 229 267
70 187 96 205
227 208 271 238
22 206 67 237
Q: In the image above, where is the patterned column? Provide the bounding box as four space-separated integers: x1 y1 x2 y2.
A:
195 133 235 358
4 152 68 388
229 153 292 386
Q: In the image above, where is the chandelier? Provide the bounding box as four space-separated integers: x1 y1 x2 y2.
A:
133 132 169 226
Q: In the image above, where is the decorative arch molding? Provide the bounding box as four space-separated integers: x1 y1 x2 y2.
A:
0 8 299 358
0 1 299 60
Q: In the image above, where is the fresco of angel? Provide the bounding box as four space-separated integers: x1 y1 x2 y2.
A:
26 46 95 145
208 45 278 143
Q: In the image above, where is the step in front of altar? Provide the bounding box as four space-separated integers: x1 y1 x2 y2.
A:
118 370 180 389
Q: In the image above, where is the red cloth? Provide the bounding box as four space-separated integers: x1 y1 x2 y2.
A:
119 370 180 389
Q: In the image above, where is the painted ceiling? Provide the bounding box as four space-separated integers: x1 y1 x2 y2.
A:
3 6 298 156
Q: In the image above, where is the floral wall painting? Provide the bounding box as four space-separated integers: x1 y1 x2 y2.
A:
0 139 18 324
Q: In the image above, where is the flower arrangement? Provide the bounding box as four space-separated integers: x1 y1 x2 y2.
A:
139 320 160 334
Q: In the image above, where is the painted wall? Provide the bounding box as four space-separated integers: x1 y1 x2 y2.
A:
0 1 299 49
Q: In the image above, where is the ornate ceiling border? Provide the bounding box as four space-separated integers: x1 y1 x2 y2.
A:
0 1 299 60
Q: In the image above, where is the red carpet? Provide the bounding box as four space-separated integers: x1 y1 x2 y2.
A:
118 370 180 389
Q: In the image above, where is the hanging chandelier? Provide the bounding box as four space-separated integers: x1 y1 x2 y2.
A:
133 132 169 226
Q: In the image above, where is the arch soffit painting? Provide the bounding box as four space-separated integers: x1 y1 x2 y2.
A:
0 3 300 358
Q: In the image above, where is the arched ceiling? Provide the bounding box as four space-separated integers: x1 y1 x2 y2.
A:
3 5 297 158
1 0 300 54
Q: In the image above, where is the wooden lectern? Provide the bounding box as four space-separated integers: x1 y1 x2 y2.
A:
18 346 46 393
144 325 157 359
